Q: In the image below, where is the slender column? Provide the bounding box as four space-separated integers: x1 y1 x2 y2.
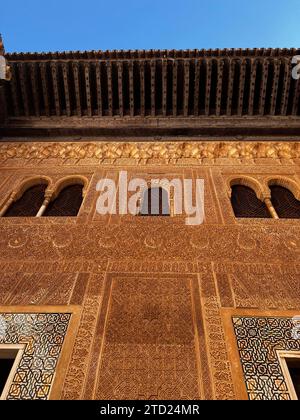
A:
170 197 174 217
36 191 53 217
264 197 279 219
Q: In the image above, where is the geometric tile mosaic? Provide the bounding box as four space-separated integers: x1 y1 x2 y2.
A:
232 317 300 400
0 313 71 400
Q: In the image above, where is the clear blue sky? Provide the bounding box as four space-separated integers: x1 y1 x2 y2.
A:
2 0 300 53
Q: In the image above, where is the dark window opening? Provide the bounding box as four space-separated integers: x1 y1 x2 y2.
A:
231 185 270 218
270 185 300 219
43 184 83 217
286 358 300 399
140 187 170 216
0 349 18 396
4 184 47 217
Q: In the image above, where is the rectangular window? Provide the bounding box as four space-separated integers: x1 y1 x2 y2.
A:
286 358 300 399
0 345 24 399
278 351 300 400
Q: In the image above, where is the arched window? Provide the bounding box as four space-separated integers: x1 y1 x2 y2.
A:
231 185 270 218
4 184 47 217
140 187 170 216
270 185 300 219
43 184 83 217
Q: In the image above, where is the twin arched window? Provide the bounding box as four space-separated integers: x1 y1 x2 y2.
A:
2 180 84 217
231 183 300 219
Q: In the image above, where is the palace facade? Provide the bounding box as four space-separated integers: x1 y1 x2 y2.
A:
0 37 300 400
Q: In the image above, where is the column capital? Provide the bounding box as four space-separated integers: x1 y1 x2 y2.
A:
42 191 54 207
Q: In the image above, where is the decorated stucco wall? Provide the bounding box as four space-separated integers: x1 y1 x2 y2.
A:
0 140 299 400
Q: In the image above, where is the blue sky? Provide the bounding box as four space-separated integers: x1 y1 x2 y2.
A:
2 0 300 52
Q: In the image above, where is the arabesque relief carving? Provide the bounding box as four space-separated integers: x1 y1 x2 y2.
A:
0 141 299 165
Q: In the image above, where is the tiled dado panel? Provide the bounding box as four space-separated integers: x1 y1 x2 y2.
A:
82 273 210 400
0 306 80 400
222 309 300 400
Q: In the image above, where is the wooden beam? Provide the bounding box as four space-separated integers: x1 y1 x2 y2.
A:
107 61 113 116
10 64 20 116
129 61 134 117
150 60 156 116
29 63 40 117
50 62 61 116
280 58 291 115
3 116 300 138
237 59 247 116
19 62 30 116
95 62 103 116
172 60 178 116
139 60 145 116
205 59 212 116
39 62 50 116
226 59 235 116
270 59 281 115
84 62 92 117
72 62 81 117
193 59 200 116
62 62 71 117
248 59 257 116
162 59 167 116
183 60 190 116
258 59 269 116
117 61 124 117
216 59 224 116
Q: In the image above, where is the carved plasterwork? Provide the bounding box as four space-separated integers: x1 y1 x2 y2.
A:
227 176 265 200
226 174 300 201
0 141 299 165
266 176 300 200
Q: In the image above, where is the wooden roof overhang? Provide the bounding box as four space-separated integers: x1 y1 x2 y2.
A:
1 48 300 140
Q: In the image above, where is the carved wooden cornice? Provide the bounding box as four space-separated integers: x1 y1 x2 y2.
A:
3 51 300 125
6 48 300 61
0 141 299 165
3 115 300 138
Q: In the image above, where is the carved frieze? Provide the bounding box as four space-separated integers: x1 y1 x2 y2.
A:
0 141 299 165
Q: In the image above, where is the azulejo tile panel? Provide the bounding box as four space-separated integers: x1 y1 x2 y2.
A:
232 316 300 400
0 312 71 400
